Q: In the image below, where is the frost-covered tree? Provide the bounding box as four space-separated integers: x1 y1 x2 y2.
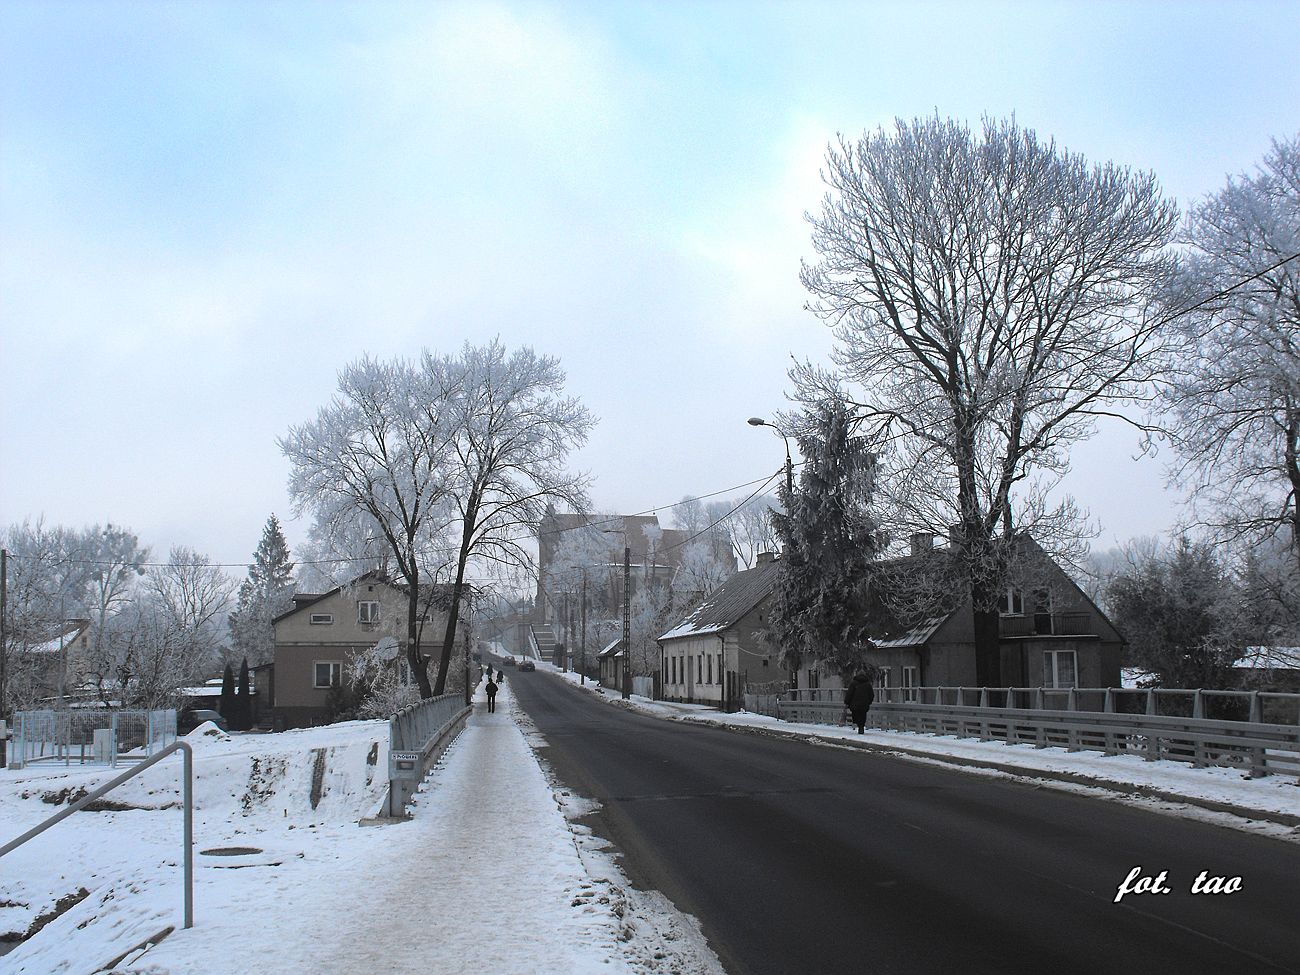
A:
0 519 94 713
229 515 296 666
1159 134 1300 568
770 399 884 680
431 340 594 695
673 539 733 607
798 115 1177 684
144 546 235 668
81 523 150 661
1106 537 1246 689
282 355 461 698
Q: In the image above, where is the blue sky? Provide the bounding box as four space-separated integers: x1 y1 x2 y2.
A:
2 0 1298 570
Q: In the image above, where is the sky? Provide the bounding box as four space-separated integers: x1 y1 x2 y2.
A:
2 0 1298 575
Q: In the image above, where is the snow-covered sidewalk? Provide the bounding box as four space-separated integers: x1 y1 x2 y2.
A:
1 680 723 975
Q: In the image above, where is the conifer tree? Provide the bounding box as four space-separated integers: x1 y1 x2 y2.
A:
229 515 296 666
770 399 884 680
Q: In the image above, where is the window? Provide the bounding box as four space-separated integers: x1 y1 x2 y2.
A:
807 668 820 689
1043 650 1078 689
902 666 919 702
697 655 703 682
998 588 1024 616
671 656 677 684
358 601 380 624
876 668 891 690
309 613 334 625
314 661 342 689
716 653 722 685
707 653 713 685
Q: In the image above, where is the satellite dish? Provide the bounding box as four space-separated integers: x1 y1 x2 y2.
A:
374 636 399 661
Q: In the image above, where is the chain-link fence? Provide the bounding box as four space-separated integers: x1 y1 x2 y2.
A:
8 708 177 769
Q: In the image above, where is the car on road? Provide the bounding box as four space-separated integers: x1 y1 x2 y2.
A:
502 657 516 667
518 659 536 672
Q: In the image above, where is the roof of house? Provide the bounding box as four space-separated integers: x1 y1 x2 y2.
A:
21 619 91 654
273 570 465 624
658 558 779 642
598 638 625 657
1236 647 1300 670
872 617 948 649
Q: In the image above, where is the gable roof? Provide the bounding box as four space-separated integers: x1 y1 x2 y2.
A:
658 558 779 642
22 619 91 654
273 571 464 624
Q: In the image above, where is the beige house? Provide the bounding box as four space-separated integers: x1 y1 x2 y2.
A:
270 571 455 728
658 553 780 710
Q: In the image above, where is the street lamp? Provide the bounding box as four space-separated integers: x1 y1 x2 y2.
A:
601 527 632 700
747 417 794 498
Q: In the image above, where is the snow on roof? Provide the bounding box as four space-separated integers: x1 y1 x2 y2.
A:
658 560 779 642
1235 647 1300 670
598 638 625 657
21 620 91 655
872 617 947 649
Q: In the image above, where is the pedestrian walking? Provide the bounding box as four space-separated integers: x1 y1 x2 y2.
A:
497 669 504 683
844 671 874 734
486 676 498 713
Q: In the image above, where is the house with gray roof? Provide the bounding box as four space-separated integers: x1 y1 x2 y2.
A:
657 552 781 709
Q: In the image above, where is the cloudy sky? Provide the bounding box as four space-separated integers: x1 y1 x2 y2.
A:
2 0 1298 573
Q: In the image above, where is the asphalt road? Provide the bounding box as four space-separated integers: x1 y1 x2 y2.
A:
506 669 1300 975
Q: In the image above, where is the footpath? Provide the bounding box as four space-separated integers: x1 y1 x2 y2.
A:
3 679 722 975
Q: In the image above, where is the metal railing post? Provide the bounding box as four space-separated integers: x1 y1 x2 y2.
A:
0 740 193 929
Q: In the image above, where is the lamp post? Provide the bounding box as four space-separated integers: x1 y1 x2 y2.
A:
601 527 632 700
747 417 793 498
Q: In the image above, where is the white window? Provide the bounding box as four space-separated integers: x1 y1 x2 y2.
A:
875 668 891 690
902 666 919 702
358 601 380 624
1043 650 1078 689
998 588 1024 616
309 613 334 625
807 668 820 689
314 661 342 689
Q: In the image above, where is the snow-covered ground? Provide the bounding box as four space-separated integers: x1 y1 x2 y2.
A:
0 680 724 975
4 666 1297 973
552 667 1300 834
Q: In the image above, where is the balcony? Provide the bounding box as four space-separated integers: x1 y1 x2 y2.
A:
999 612 1093 638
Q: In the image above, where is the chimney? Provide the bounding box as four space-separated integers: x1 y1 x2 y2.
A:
909 532 934 557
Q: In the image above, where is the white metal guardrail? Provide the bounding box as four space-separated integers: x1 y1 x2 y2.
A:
0 740 194 928
385 694 470 818
774 693 1300 778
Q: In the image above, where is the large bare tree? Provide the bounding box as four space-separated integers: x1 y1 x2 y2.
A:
281 356 460 698
431 340 594 694
797 116 1177 685
1159 134 1300 568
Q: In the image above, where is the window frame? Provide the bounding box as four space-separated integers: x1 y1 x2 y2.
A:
357 600 380 625
313 660 342 689
1042 649 1079 689
309 613 334 626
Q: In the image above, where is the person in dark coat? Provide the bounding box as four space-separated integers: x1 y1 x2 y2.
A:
485 676 498 713
844 672 875 734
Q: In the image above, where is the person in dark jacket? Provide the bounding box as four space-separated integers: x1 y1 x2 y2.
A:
844 672 875 734
485 676 498 713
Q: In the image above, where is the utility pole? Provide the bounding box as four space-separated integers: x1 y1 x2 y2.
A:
1 548 7 767
580 569 587 686
622 544 631 700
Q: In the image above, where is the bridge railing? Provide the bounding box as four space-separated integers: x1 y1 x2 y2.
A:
384 694 471 818
773 693 1300 779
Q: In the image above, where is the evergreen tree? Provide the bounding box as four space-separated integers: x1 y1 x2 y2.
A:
232 657 252 730
229 515 296 666
770 399 884 680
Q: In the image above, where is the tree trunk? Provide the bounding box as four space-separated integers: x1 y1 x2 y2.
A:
407 566 433 699
433 508 477 696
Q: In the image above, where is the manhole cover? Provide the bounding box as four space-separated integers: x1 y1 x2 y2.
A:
200 846 263 856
